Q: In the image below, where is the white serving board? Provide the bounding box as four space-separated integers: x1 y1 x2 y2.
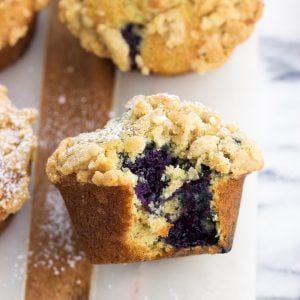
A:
0 11 261 300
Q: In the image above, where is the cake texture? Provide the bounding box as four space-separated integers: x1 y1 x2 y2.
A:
59 0 263 75
0 0 48 70
0 85 37 225
46 94 263 264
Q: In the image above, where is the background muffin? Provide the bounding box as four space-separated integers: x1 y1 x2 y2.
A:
0 0 48 70
60 0 263 75
0 85 37 228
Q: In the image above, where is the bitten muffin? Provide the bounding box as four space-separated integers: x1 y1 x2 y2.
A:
59 0 263 75
0 0 48 70
0 85 37 228
46 94 263 264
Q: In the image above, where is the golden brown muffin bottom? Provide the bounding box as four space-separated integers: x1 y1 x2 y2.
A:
56 174 245 264
0 16 36 71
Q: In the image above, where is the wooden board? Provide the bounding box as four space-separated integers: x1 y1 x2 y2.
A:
25 1 115 299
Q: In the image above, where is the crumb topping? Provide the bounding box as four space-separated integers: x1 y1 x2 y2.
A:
147 9 186 48
0 85 37 221
47 94 263 186
0 0 48 50
59 0 263 74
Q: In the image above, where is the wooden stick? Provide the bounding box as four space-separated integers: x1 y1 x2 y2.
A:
25 1 115 299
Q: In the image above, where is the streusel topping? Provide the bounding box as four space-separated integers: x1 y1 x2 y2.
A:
0 0 48 50
47 94 263 186
59 0 263 74
0 85 37 221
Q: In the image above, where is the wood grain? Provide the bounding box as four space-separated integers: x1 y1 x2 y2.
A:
25 1 115 299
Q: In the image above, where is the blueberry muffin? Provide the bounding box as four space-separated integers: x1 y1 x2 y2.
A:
0 85 37 229
46 94 263 264
59 0 263 75
0 0 48 70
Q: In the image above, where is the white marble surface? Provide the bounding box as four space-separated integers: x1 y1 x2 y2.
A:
256 1 300 299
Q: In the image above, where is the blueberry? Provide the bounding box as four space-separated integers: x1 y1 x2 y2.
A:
121 24 143 70
121 143 218 248
122 143 175 210
165 173 218 248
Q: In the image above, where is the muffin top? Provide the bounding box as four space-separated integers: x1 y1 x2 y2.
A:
47 94 263 186
0 0 48 50
0 85 37 221
59 0 263 75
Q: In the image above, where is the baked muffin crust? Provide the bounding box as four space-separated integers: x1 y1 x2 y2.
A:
59 0 263 75
47 93 263 185
0 85 37 221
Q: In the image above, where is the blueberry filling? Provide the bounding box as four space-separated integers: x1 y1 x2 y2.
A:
122 143 176 210
121 23 143 70
121 143 218 248
165 166 218 247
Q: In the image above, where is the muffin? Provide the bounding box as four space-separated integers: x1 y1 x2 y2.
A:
46 94 263 264
0 0 48 70
0 85 37 228
59 0 263 75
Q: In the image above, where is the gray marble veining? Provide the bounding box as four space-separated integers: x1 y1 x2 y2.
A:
260 36 300 81
257 1 300 299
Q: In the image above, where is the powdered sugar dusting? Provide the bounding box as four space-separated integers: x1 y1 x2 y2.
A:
39 92 105 150
30 185 85 276
0 87 37 219
0 159 20 207
0 251 28 292
12 254 26 281
58 94 66 105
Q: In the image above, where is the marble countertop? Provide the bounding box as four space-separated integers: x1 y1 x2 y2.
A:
256 0 300 299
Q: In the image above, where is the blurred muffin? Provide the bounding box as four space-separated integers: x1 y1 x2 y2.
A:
46 94 263 264
0 85 37 229
0 0 48 70
59 0 263 75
